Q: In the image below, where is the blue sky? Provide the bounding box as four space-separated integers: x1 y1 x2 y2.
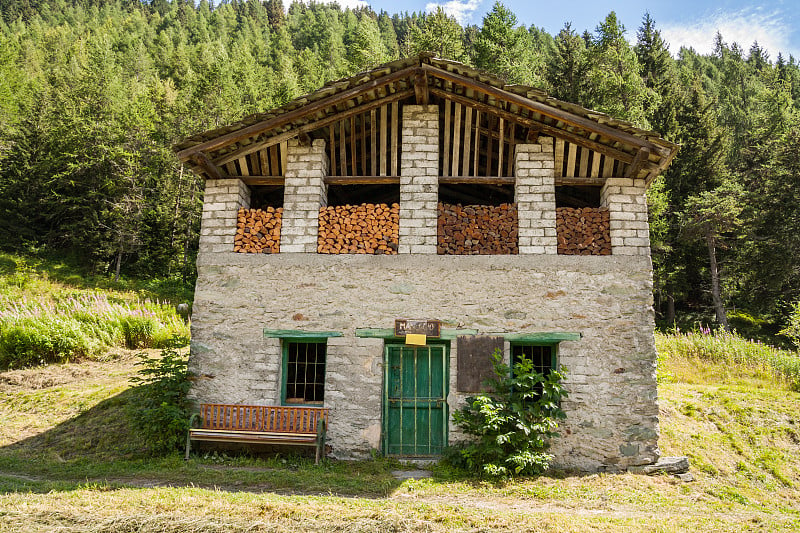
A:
332 0 800 60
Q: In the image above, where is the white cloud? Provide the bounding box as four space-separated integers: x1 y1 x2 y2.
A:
425 0 481 25
336 0 369 9
659 8 795 60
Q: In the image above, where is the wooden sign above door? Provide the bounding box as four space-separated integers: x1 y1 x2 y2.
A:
394 319 441 338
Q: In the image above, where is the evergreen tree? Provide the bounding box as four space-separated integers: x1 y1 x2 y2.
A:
405 7 465 62
347 11 388 71
472 2 525 81
377 11 399 60
586 12 652 126
635 13 679 135
546 23 589 104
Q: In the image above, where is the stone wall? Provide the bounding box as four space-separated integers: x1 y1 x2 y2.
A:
199 179 250 254
398 105 439 254
190 252 659 471
280 138 329 253
515 139 557 255
601 177 651 256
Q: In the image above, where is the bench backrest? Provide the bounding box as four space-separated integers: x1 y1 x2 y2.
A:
198 403 328 434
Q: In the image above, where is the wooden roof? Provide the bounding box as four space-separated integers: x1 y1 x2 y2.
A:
174 53 678 184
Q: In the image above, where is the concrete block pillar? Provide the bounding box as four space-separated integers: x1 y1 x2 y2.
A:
399 104 439 254
199 178 250 254
281 138 329 253
515 139 557 254
601 178 651 256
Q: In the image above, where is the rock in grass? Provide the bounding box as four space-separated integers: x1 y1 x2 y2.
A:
628 456 690 475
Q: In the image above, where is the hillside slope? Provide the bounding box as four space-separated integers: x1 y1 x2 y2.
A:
0 340 798 531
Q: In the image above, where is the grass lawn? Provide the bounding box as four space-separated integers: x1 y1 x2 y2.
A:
0 342 799 531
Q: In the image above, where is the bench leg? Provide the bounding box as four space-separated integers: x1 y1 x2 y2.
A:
185 432 192 461
315 419 327 464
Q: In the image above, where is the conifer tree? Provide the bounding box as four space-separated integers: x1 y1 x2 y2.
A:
546 23 589 104
586 12 652 126
348 12 388 71
472 2 525 81
405 7 465 62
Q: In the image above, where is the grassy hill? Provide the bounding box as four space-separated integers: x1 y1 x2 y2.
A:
0 253 191 369
0 257 799 531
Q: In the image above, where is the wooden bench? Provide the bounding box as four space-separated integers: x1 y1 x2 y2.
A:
186 403 329 463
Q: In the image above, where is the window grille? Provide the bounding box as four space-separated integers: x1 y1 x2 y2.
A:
285 342 326 404
511 344 554 376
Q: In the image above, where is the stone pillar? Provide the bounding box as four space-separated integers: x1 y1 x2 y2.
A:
198 178 250 254
515 138 557 254
399 104 439 254
281 138 329 253
601 178 650 256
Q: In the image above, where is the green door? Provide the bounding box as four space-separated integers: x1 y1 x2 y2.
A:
384 343 448 456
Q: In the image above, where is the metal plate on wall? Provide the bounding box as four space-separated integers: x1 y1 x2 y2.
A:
456 335 504 392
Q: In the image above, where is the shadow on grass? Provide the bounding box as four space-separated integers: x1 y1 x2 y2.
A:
0 387 404 497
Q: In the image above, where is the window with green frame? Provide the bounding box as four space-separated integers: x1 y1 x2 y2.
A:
282 341 326 405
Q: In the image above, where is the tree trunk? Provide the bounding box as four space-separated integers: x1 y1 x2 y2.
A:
666 294 675 328
168 165 185 275
705 230 730 331
114 249 123 283
182 181 196 283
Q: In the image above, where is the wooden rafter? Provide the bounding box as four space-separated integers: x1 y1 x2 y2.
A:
423 64 666 156
192 152 222 179
626 147 651 178
176 65 418 160
430 88 656 170
212 89 414 168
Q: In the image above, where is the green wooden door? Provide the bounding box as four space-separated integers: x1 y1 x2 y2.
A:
384 344 448 456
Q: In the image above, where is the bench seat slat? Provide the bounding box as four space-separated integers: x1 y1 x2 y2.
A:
189 429 318 444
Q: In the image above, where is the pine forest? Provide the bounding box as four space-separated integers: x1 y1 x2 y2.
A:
1 0 799 340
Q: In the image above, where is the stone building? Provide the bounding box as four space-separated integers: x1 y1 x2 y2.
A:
174 54 678 471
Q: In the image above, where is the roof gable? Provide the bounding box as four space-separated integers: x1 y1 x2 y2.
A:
174 53 678 184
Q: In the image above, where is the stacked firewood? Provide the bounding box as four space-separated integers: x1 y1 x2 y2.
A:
437 203 519 255
556 207 611 255
234 207 283 253
317 203 400 254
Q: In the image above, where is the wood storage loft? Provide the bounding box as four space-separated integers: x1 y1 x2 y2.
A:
175 53 679 471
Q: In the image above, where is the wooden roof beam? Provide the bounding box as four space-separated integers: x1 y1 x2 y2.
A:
429 88 657 170
192 152 222 180
325 176 400 185
212 89 414 167
414 69 429 105
176 65 418 161
625 147 651 178
555 177 606 186
241 177 285 186
423 64 662 155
